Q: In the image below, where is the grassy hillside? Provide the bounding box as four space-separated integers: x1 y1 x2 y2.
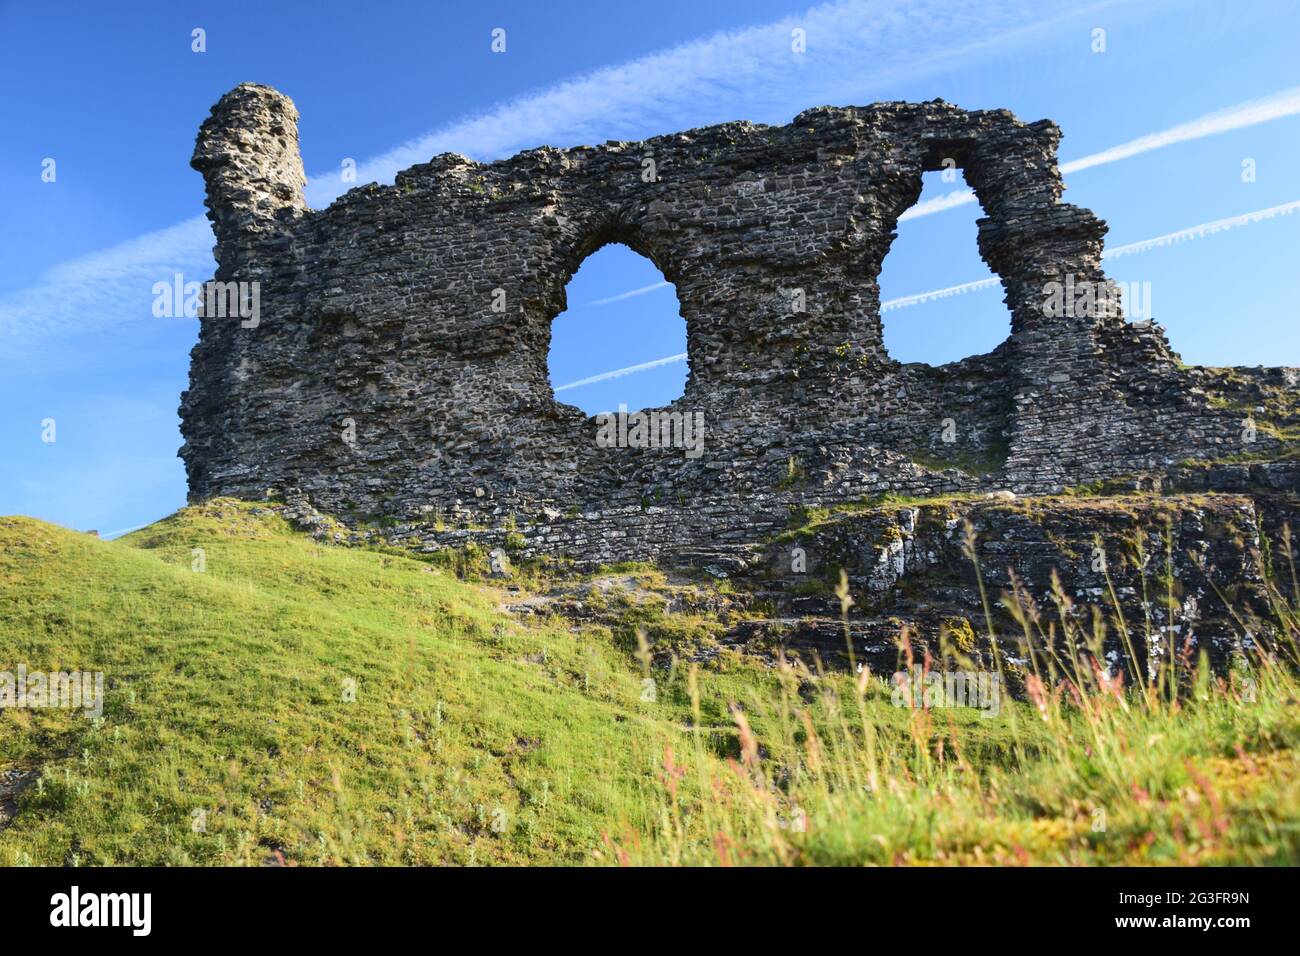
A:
1 500 1298 865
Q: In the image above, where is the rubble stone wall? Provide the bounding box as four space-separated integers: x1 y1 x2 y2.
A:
182 83 1271 562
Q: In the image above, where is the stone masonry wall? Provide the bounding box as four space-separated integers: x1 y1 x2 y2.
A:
181 83 1277 563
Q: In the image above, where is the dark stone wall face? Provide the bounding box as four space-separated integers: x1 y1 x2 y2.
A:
181 83 1267 562
732 493 1272 677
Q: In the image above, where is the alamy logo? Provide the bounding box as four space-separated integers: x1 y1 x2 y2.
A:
152 273 261 328
0 665 103 718
50 886 151 936
1041 274 1153 321
891 667 1000 718
595 404 705 460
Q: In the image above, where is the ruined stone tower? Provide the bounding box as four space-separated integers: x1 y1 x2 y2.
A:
182 82 1264 563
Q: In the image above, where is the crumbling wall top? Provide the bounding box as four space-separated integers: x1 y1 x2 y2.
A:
192 83 308 250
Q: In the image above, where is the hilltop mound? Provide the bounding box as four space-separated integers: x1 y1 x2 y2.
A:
1 500 1298 865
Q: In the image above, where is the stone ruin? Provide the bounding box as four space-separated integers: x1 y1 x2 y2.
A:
182 83 1287 566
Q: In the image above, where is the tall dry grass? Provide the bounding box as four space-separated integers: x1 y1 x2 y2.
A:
614 523 1300 865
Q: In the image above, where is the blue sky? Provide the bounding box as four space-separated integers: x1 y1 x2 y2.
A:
1 0 1298 536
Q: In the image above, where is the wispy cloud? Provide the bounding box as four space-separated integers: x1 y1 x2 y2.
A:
899 85 1300 221
303 0 1106 206
0 217 213 354
2 0 1109 357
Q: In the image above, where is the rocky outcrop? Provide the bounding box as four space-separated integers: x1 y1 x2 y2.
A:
726 493 1274 679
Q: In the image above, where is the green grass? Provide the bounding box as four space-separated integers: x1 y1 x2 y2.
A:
0 502 706 865
2 499 1298 866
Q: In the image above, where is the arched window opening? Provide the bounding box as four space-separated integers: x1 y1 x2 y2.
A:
548 243 687 415
879 170 1013 365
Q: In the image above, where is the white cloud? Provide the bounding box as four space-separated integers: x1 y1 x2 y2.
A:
304 0 1105 205
0 217 213 353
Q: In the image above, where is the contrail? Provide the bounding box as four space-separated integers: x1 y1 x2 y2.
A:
1061 87 1300 175
554 352 688 392
897 188 983 221
899 85 1300 221
882 198 1300 309
585 281 672 307
881 277 1000 311
1102 199 1300 259
563 199 1300 389
101 522 152 540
